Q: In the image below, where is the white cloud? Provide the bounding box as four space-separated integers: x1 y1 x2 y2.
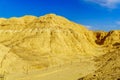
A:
85 0 120 8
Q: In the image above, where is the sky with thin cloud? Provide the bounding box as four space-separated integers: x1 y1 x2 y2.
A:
85 0 120 8
0 0 120 31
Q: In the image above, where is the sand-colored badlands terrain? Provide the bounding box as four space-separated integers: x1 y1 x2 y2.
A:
0 14 119 80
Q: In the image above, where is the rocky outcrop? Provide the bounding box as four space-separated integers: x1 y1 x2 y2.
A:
94 30 120 47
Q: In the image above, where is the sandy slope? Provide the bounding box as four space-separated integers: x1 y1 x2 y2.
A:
6 60 95 80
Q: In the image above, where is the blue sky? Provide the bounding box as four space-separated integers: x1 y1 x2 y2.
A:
0 0 120 31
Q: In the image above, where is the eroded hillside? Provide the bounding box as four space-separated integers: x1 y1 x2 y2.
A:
0 14 119 80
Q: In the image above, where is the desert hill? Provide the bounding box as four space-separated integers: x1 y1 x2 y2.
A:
0 14 119 80
0 14 99 73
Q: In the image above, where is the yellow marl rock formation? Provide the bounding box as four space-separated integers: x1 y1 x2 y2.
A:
0 14 99 74
0 14 119 80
